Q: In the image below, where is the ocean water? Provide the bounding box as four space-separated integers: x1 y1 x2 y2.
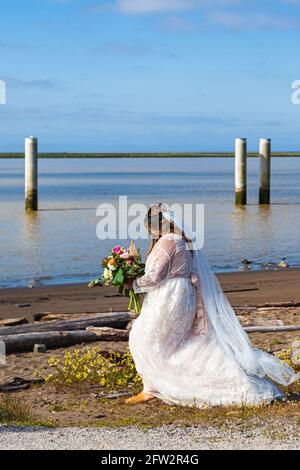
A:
0 157 299 288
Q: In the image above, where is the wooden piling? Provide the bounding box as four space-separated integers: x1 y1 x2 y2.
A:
25 136 38 211
259 138 271 205
235 138 247 205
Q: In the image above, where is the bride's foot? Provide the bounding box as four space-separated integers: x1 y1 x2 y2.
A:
125 392 154 405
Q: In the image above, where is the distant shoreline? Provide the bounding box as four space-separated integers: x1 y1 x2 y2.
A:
1 152 300 158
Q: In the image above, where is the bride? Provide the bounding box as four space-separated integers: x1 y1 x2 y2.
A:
126 203 298 407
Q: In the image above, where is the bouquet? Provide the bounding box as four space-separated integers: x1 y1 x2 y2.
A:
89 241 145 317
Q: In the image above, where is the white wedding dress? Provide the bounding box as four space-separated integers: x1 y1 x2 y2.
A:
129 232 298 407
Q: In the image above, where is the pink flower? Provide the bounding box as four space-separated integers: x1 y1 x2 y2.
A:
112 245 123 254
120 252 130 259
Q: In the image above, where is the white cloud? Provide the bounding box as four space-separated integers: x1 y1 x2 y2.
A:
117 0 195 14
2 76 62 90
87 1 300 31
116 0 240 14
207 11 297 30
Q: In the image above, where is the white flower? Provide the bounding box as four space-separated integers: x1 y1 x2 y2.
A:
103 268 113 281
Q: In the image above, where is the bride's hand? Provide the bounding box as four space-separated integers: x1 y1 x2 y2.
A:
125 279 134 289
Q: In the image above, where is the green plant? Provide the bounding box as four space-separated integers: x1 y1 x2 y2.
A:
270 338 282 347
0 396 33 424
35 347 142 389
275 348 300 374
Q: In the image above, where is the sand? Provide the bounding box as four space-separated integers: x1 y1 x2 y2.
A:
0 268 299 450
1 268 300 323
0 268 300 386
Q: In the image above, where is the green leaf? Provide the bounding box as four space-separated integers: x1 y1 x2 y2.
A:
112 268 125 286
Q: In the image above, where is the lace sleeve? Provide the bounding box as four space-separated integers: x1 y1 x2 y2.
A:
133 237 176 294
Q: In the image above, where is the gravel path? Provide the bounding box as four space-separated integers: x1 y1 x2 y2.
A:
0 425 299 450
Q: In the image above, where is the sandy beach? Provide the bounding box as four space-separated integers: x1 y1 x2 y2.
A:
0 267 300 386
0 267 299 445
1 268 300 322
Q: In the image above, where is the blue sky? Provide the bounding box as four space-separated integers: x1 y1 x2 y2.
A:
1 0 300 152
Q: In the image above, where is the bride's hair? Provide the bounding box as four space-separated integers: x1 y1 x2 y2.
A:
145 203 193 257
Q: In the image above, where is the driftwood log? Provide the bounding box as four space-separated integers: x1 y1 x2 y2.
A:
244 325 300 333
0 317 28 327
235 301 300 311
255 301 300 308
1 323 300 353
1 327 129 353
0 312 130 336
